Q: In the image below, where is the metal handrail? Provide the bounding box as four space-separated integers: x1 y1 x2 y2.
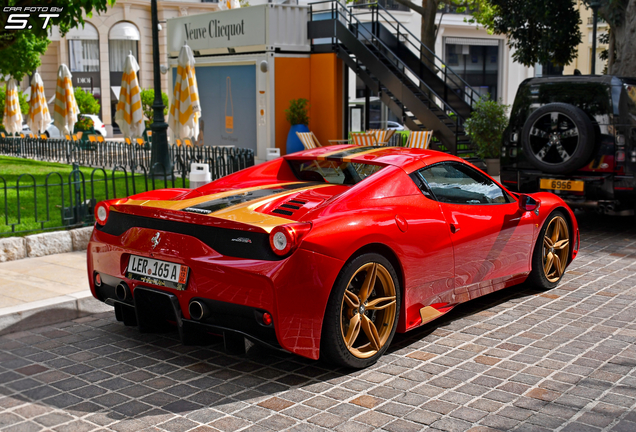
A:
314 2 464 130
348 2 480 109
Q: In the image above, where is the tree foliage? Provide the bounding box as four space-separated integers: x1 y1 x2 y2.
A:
0 32 49 80
470 0 582 67
74 87 100 115
0 0 115 79
140 89 169 123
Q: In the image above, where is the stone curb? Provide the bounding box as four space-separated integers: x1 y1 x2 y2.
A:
0 290 112 336
0 226 93 262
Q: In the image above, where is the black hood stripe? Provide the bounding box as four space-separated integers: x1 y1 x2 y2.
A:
181 183 319 215
320 146 383 162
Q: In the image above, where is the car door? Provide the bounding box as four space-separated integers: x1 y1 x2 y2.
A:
417 162 536 301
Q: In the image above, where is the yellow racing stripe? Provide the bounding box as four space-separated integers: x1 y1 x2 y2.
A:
122 182 332 232
123 182 304 210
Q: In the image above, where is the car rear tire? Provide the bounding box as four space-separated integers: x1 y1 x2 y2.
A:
521 103 595 174
527 210 570 290
320 253 400 369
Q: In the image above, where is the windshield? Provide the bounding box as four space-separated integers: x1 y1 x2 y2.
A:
287 159 384 185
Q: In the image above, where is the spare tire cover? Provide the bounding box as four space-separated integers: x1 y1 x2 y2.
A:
521 102 596 174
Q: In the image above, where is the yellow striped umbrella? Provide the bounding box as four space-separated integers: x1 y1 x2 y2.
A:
2 78 23 135
115 53 144 138
27 72 51 134
218 0 240 10
53 64 79 136
168 44 201 140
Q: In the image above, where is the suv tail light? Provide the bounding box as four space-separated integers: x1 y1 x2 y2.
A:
616 134 626 146
94 198 128 225
616 151 626 163
269 222 312 256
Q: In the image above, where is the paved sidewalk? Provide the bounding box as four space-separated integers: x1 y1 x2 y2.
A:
0 251 88 309
0 251 110 335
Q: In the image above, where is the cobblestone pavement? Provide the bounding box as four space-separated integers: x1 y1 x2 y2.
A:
0 212 635 432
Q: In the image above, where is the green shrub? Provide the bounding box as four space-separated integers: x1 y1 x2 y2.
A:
140 89 169 123
464 96 509 159
285 98 309 126
74 87 100 115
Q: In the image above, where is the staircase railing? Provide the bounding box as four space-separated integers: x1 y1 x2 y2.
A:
349 2 482 110
308 0 464 148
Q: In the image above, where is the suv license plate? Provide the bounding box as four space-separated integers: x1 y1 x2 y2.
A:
540 179 584 192
126 255 189 290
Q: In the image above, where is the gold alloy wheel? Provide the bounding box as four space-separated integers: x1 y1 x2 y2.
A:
542 216 570 283
340 262 397 359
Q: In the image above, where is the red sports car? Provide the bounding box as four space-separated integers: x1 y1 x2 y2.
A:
88 145 579 368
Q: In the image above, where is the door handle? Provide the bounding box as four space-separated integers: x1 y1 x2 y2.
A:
450 223 460 234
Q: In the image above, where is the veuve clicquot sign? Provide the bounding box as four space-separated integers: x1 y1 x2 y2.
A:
167 6 267 55
184 19 245 42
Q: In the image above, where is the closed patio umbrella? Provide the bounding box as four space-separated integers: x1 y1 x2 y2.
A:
3 79 23 135
168 44 201 140
53 64 79 136
114 53 144 139
27 72 51 135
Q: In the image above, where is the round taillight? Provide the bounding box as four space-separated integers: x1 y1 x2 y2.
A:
95 273 102 287
268 223 312 257
272 231 288 252
94 198 127 226
269 227 292 256
96 205 108 223
262 312 273 326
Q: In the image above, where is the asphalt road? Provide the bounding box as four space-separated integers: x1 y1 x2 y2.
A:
0 211 635 432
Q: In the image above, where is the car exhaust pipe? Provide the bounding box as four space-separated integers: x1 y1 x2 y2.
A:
189 300 210 321
115 282 130 301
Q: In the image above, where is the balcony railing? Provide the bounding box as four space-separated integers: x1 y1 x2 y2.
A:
587 16 607 25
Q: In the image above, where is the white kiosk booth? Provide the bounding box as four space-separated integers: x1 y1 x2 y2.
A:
167 5 345 164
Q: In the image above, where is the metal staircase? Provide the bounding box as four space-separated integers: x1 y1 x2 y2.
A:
308 1 482 156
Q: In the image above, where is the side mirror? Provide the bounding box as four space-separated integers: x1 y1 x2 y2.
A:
518 194 540 212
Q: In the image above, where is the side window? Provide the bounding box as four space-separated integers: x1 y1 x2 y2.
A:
418 162 510 204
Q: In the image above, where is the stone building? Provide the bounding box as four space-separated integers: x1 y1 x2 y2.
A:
36 0 218 136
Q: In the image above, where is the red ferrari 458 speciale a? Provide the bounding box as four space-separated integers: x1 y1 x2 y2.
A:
88 145 579 368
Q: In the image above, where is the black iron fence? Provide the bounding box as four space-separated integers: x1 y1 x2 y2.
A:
0 136 255 179
0 137 256 237
0 163 191 236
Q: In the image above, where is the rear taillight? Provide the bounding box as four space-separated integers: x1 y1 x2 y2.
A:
94 198 128 226
616 151 626 163
616 134 626 146
269 222 312 256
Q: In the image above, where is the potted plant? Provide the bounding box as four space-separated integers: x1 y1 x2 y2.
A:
285 98 310 154
74 115 95 135
73 115 96 148
464 96 509 176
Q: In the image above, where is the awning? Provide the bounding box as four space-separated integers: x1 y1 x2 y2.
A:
109 22 140 41
111 86 121 101
445 37 500 47
67 22 99 40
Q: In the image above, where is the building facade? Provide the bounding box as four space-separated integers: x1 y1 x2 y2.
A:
36 0 219 136
563 0 609 75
